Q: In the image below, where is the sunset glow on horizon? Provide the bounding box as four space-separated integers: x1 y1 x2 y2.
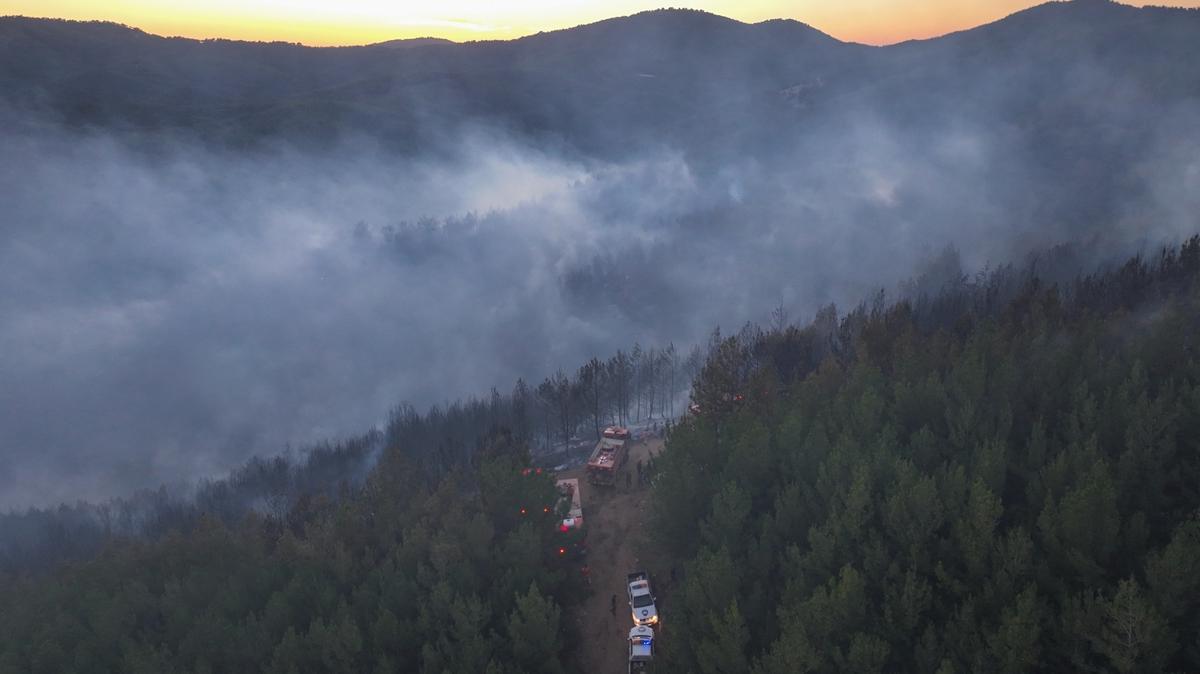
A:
3 0 1200 46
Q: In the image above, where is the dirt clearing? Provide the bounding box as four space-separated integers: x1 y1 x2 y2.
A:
562 432 664 673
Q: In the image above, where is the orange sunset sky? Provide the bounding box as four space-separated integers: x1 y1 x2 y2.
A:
3 0 1199 46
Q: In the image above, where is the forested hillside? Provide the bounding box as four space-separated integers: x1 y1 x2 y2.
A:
0 435 576 673
1 338 694 575
4 2 1200 163
3 3 1200 669
651 238 1200 672
0 434 380 574
3 238 1199 672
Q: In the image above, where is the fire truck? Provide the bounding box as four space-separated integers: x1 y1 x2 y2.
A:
555 478 584 531
553 477 587 558
585 426 632 486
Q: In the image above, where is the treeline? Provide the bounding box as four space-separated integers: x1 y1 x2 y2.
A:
0 433 379 575
0 432 579 673
650 237 1200 672
386 339 700 478
0 334 699 576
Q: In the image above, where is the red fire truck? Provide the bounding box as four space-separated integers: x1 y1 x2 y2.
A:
585 426 632 486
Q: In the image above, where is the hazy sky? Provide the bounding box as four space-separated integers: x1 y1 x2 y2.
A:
4 0 1199 46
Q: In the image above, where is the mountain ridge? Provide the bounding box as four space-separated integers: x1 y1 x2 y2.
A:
14 1 1194 50
3 2 1198 191
0 9 837 49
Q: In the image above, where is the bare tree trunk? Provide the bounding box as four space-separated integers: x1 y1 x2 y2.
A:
647 347 658 420
633 344 644 423
667 343 678 417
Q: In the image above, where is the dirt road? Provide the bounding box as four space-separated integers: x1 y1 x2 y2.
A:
563 432 664 673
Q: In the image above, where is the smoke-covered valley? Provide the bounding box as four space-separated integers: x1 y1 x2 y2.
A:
2 1 1200 509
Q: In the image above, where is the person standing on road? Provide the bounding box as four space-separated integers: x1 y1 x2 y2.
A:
610 593 617 615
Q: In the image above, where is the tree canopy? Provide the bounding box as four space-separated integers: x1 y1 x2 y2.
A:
650 238 1200 672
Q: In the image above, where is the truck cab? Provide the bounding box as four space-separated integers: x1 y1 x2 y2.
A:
627 571 659 626
628 625 654 673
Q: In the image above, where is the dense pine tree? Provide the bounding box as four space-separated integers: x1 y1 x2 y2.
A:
649 237 1200 673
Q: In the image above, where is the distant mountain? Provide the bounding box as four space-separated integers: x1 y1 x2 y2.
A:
0 9 856 154
370 37 455 49
3 3 1198 159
